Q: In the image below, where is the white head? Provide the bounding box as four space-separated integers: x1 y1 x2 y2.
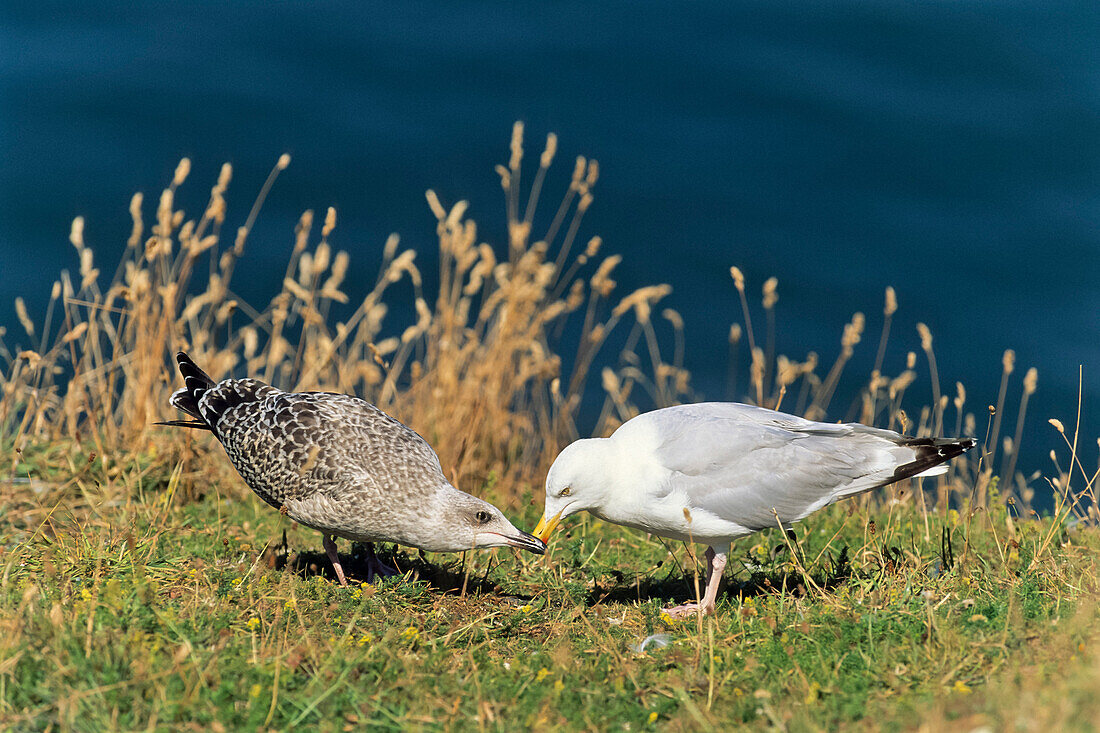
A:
533 438 614 543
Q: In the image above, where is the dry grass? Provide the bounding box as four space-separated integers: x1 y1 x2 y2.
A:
3 123 1082 514
1 123 696 509
1 123 1099 729
2 122 1096 557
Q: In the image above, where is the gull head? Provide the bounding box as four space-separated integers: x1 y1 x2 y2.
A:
534 438 614 543
431 490 546 555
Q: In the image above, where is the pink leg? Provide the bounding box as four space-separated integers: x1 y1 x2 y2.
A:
699 551 727 611
663 547 728 618
323 534 348 587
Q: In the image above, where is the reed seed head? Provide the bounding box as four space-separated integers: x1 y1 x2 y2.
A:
571 156 586 185
15 297 33 337
884 286 897 316
70 217 85 249
1023 367 1037 395
540 133 558 168
915 323 933 351
509 121 524 170
323 207 337 238
172 158 191 186
585 160 599 187
729 266 747 294
591 255 621 297
217 162 232 190
426 190 446 221
662 308 684 331
762 277 778 309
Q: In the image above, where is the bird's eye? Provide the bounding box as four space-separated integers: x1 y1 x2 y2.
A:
560 487 572 497
475 510 492 524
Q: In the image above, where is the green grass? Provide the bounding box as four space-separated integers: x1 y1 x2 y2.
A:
2 459 1099 731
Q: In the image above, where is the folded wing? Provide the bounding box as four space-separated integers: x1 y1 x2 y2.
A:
629 402 970 531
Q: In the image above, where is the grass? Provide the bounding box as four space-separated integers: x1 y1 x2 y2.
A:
2 123 1099 729
2 467 1099 730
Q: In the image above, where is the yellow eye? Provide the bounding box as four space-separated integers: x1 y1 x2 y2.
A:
560 487 572 497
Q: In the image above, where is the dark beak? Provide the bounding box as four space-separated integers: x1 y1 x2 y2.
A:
504 531 547 555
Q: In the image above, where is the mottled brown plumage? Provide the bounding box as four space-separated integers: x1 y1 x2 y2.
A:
162 352 544 585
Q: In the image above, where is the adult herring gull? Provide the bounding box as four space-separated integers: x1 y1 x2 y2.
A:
534 402 973 616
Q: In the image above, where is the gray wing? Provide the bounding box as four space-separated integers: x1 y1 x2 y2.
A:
629 403 921 531
212 385 445 507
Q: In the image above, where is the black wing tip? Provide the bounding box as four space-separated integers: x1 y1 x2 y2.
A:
901 436 976 451
891 435 975 484
938 437 976 457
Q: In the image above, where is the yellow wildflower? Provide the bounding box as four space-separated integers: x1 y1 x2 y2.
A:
648 711 659 724
536 667 550 682
401 626 419 643
246 617 260 631
953 680 972 695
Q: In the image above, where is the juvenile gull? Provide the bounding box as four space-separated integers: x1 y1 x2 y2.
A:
534 402 973 617
161 352 544 585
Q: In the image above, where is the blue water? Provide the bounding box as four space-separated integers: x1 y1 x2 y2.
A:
2 2 1099 482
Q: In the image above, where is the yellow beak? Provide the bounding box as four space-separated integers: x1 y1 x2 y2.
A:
533 511 564 543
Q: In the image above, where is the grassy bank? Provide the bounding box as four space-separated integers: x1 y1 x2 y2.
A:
1 125 1097 729
2 464 1098 730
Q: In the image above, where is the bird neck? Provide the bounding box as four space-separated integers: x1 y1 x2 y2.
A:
581 437 660 520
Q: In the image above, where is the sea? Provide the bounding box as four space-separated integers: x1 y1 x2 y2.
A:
1 1 1098 490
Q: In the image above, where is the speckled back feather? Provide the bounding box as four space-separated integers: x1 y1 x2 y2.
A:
164 352 461 547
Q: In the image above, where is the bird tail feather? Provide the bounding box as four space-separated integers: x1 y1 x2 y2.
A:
159 351 218 431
